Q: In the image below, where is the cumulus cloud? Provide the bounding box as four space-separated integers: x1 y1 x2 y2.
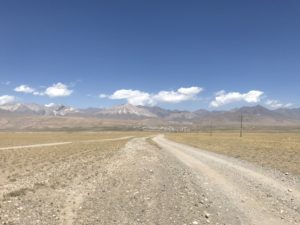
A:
210 90 264 107
44 83 73 98
177 87 203 95
14 85 35 94
265 99 293 109
13 82 73 98
110 89 153 106
154 86 203 103
0 95 15 105
105 86 203 106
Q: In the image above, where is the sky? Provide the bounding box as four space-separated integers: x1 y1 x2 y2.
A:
0 0 299 110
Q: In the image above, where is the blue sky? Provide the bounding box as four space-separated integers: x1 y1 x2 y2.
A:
0 0 299 110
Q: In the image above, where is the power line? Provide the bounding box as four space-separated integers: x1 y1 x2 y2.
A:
240 112 243 138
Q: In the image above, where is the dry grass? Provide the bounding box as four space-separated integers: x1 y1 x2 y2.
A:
166 132 300 175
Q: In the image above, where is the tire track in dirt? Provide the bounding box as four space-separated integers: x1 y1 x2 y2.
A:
0 136 133 150
153 135 300 225
0 142 72 150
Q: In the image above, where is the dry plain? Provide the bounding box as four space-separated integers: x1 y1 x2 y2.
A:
0 131 299 225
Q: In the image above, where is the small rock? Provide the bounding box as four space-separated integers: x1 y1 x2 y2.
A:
192 221 199 224
204 212 210 218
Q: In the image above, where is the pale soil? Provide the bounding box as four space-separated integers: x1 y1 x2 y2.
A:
0 136 213 225
1 134 299 225
154 135 300 225
166 132 300 175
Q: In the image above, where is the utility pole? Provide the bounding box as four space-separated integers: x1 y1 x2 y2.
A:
240 113 243 138
209 120 213 136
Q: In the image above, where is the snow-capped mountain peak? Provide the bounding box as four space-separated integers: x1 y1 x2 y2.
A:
99 104 157 118
0 102 77 116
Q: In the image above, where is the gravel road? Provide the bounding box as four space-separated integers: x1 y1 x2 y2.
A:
1 135 299 225
153 135 300 225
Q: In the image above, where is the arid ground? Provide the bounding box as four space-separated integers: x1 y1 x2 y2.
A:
0 131 299 225
166 132 300 175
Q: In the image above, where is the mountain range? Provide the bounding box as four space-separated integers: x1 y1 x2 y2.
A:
1 102 300 130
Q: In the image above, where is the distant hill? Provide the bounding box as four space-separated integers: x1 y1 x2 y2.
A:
0 102 300 130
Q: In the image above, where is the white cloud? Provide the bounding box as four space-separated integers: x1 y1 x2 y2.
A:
210 90 264 107
14 85 35 94
13 82 72 97
110 89 153 106
178 87 203 95
265 99 293 109
154 87 202 103
45 103 56 107
106 86 203 106
44 83 73 98
0 95 15 105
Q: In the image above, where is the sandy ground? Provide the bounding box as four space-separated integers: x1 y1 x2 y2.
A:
1 135 299 225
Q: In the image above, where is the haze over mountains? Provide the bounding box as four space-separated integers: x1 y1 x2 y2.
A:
0 102 300 130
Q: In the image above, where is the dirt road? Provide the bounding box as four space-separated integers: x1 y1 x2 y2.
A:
1 135 299 225
0 136 133 150
153 135 300 225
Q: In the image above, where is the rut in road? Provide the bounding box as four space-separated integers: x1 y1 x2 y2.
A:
153 135 300 225
0 136 133 150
